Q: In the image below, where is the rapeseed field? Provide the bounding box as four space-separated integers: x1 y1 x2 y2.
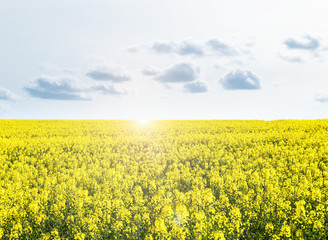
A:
0 120 328 239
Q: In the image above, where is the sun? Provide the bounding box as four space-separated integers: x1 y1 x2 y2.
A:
136 119 152 126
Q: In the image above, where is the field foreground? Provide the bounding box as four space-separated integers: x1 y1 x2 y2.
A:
1 120 328 239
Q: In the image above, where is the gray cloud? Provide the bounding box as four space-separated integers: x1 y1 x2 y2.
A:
206 39 237 56
284 35 320 50
156 63 198 83
24 76 91 100
142 65 160 76
86 66 131 82
0 88 18 101
184 81 209 93
220 69 261 90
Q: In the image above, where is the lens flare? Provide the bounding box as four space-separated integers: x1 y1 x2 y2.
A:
136 119 152 126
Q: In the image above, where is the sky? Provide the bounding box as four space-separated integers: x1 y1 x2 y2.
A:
1 0 328 120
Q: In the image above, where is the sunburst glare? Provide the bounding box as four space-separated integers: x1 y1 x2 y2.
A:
135 118 152 126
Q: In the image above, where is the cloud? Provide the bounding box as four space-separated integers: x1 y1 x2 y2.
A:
142 65 160 76
279 35 325 63
284 35 320 50
126 46 140 53
25 74 131 100
184 81 209 93
142 38 240 57
156 63 198 83
24 76 91 100
220 69 261 90
244 41 256 47
151 42 175 53
151 40 204 56
315 94 328 103
206 39 237 56
0 103 13 115
279 54 303 63
0 88 19 101
177 41 204 56
91 84 128 95
38 63 80 75
86 65 132 82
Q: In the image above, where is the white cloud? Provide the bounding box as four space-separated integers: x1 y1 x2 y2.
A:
0 87 19 101
141 65 160 76
284 35 320 50
0 103 13 115
133 38 243 58
91 84 128 95
86 65 132 82
25 73 131 100
206 39 237 56
184 81 209 93
278 54 303 63
24 76 91 100
151 41 176 54
220 69 261 90
156 63 198 83
280 35 326 63
315 93 328 103
177 40 204 56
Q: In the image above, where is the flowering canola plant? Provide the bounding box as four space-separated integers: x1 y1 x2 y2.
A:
0 119 328 239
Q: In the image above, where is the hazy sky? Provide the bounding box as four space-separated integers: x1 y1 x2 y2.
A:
1 0 328 119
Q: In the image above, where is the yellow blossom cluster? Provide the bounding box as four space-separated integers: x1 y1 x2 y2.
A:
0 119 328 239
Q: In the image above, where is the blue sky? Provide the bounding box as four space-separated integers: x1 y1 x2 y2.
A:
1 0 328 119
